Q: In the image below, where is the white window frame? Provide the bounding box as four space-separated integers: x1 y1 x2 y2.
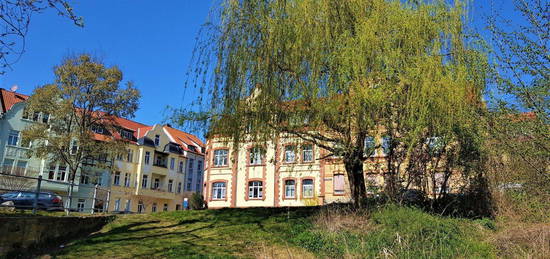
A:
302 144 313 162
7 130 19 146
248 181 263 199
142 175 148 188
249 147 264 165
285 180 296 198
113 172 121 186
144 151 150 165
302 179 314 198
212 182 226 200
154 135 160 146
284 145 296 163
213 149 228 167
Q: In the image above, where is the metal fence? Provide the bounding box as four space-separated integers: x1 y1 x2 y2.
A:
0 171 112 215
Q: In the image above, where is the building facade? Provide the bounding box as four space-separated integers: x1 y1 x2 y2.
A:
0 88 205 213
204 131 454 208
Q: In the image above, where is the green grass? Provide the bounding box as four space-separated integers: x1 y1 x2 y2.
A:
50 205 496 258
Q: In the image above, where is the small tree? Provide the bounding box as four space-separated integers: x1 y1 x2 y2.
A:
485 0 550 220
190 192 204 210
23 54 141 196
182 0 487 206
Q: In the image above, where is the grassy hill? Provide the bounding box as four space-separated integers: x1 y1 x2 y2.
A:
48 205 499 259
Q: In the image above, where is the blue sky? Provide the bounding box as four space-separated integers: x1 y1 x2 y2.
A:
0 0 213 129
0 1 517 138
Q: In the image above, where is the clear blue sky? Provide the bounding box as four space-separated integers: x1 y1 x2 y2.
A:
0 0 213 131
0 1 517 138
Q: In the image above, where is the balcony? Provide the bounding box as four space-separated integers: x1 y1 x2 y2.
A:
4 146 30 159
137 187 177 200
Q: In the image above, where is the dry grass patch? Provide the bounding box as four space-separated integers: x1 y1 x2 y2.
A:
491 223 550 259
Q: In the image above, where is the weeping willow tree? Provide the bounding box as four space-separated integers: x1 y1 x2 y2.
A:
183 0 488 206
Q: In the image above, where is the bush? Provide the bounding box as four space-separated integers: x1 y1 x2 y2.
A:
189 193 205 210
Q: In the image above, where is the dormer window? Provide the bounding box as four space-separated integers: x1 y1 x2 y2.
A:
154 135 160 146
119 129 134 140
188 145 197 152
91 124 104 134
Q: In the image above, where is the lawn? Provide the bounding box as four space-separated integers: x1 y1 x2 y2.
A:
50 205 496 259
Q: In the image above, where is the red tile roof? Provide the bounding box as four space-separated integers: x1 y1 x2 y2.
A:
0 88 29 113
0 88 204 153
164 125 205 154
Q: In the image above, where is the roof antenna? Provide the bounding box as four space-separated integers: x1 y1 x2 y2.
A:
10 85 18 92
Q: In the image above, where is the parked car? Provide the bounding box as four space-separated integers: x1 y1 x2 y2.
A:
0 191 63 211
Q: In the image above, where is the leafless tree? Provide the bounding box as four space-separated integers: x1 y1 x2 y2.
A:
0 0 83 74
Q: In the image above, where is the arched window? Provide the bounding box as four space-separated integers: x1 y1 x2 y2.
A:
285 180 296 198
302 179 314 198
248 181 263 199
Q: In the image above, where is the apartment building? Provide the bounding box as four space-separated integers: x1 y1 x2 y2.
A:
0 88 205 213
205 130 456 208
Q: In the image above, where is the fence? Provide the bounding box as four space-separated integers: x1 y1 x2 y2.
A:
0 170 112 215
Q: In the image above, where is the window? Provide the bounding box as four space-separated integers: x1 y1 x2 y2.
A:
302 179 314 198
7 130 19 146
113 172 121 186
57 165 67 181
163 203 168 211
197 161 203 175
77 199 85 212
177 182 182 193
302 144 313 162
213 149 228 166
196 183 201 192
32 111 40 122
2 159 14 173
120 129 133 140
170 158 175 170
124 173 130 187
116 152 123 161
333 174 345 195
80 174 90 185
249 147 264 165
114 199 121 211
137 201 145 214
152 203 157 213
145 152 150 165
127 149 134 163
364 136 375 156
284 145 296 163
125 199 131 212
42 113 49 124
186 182 192 190
91 124 104 134
382 136 391 155
154 135 160 146
248 181 263 199
15 161 27 174
168 180 173 192
212 182 226 199
22 108 30 119
188 159 194 176
153 178 160 189
285 180 296 198
47 164 56 180
141 175 148 188
178 161 184 173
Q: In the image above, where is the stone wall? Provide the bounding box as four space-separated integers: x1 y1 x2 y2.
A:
0 215 114 257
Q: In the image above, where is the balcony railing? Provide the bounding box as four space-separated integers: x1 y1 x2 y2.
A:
4 146 30 159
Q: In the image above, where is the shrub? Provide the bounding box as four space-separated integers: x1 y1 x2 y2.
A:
189 193 205 210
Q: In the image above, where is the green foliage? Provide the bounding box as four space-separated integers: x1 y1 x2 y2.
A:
289 205 496 258
190 192 205 210
23 54 141 182
185 0 489 204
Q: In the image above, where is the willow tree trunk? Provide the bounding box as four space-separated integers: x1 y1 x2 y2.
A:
344 154 367 208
